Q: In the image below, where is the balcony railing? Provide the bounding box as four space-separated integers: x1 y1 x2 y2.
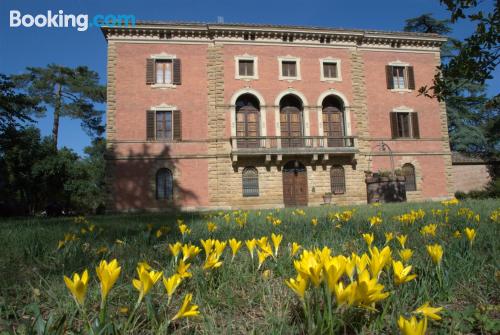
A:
230 136 356 156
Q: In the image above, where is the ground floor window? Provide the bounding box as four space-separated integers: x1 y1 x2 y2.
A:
402 163 416 191
242 167 259 197
156 168 173 200
330 165 346 194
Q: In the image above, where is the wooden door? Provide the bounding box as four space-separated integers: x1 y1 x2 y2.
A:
323 107 344 147
280 107 303 148
282 161 308 207
236 106 259 148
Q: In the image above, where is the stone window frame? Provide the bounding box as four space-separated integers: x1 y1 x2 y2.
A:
242 166 259 197
234 54 259 80
319 57 342 82
397 156 422 197
278 56 301 81
150 103 179 142
150 52 178 89
388 60 412 93
149 160 182 204
391 106 419 139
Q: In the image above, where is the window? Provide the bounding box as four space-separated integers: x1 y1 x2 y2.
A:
155 60 172 84
282 61 297 77
239 60 254 77
386 65 415 90
390 111 420 139
402 163 416 191
330 166 346 194
156 111 172 140
146 109 182 141
156 168 173 200
242 167 259 197
323 62 338 78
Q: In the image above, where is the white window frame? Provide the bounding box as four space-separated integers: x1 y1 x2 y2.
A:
278 56 301 81
234 55 258 80
150 53 178 89
392 106 418 139
388 60 412 93
320 58 342 82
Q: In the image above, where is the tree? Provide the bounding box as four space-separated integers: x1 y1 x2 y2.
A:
14 64 106 148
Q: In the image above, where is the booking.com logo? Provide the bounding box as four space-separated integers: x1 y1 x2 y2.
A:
9 10 136 32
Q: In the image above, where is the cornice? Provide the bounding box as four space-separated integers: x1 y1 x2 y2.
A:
101 22 446 50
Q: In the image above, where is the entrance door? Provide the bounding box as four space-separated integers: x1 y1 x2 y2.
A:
280 107 303 148
323 107 344 147
282 161 308 207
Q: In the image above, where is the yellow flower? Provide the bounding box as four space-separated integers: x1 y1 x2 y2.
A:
271 233 283 257
214 240 227 257
369 246 392 278
413 301 443 320
453 230 461 238
176 260 192 279
203 252 223 270
397 235 408 248
291 242 301 257
474 214 480 222
257 249 272 269
245 239 257 259
178 224 191 236
385 232 394 244
96 259 121 301
369 216 382 227
256 236 269 250
464 227 476 245
200 239 215 259
324 255 347 293
181 244 201 262
420 224 437 237
272 218 282 226
228 238 242 260
398 315 427 335
132 264 162 301
285 274 308 300
426 244 443 265
207 222 217 232
362 233 374 248
169 242 182 259
399 249 413 263
294 250 323 287
155 229 163 238
172 293 200 320
355 270 390 307
392 260 417 285
63 269 89 306
162 274 182 302
334 281 357 306
311 217 318 227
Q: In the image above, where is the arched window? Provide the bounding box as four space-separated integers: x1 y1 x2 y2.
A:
279 94 304 148
402 163 416 191
322 95 345 147
330 165 346 194
242 167 259 197
156 168 173 200
236 94 260 148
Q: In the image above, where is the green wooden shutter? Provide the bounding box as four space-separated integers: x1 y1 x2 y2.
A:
173 59 181 85
407 66 415 90
386 65 394 89
173 110 182 140
146 110 155 140
146 59 155 84
411 112 420 138
390 112 399 138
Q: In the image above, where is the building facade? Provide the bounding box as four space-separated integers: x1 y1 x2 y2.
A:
102 22 454 211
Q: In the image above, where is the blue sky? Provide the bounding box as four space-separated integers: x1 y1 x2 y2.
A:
1 0 497 155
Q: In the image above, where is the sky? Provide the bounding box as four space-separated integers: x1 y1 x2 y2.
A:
0 0 497 155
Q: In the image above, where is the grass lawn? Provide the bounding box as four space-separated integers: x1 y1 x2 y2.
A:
0 199 499 334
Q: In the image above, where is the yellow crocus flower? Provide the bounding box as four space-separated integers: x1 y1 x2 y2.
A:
257 249 272 269
362 233 374 248
426 244 443 265
392 260 417 285
181 244 201 262
334 281 357 306
453 230 461 238
162 274 182 302
291 242 301 257
207 222 217 232
420 224 437 237
228 238 242 260
256 236 269 250
63 269 89 306
399 249 413 263
132 264 162 302
369 216 382 227
398 315 427 335
172 293 200 320
200 239 215 259
385 232 394 244
178 224 191 236
397 235 408 248
285 274 308 300
245 239 257 259
369 246 392 278
311 217 318 227
355 270 390 307
294 250 323 287
464 227 476 245
324 256 346 293
203 252 223 270
413 301 443 320
271 233 283 257
176 260 192 279
214 240 227 258
169 242 182 259
96 259 121 301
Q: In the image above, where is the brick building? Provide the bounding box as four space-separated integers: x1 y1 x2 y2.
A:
101 22 454 211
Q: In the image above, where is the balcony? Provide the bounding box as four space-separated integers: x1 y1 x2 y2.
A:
230 136 357 162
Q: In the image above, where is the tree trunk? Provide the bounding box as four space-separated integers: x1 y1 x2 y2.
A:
52 83 62 148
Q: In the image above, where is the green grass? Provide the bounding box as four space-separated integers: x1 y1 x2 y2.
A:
0 199 499 334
